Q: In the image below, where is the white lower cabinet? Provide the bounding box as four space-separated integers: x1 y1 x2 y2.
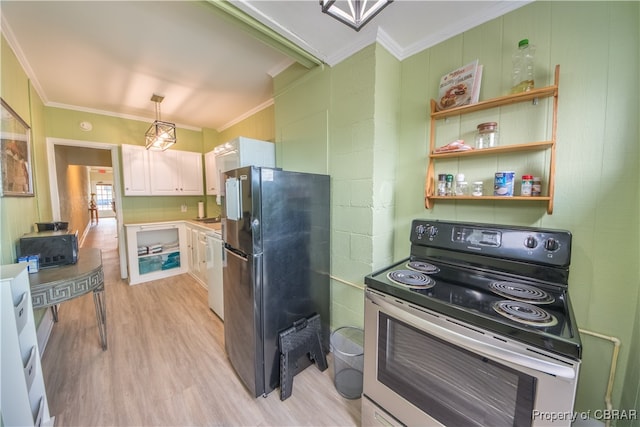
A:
125 222 188 285
186 225 207 289
185 223 211 290
187 225 198 275
196 232 207 286
207 232 224 320
1 264 54 427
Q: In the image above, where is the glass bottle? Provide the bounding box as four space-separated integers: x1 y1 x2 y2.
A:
437 174 447 196
445 174 454 196
521 175 534 196
532 177 542 196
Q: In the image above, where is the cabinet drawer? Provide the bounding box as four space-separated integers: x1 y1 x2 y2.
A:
24 345 38 391
15 291 28 333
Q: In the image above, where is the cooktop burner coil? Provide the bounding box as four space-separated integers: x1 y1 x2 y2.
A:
407 261 440 274
489 281 555 304
387 270 436 289
492 300 558 327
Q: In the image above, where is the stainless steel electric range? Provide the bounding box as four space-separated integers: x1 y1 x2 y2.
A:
362 220 582 427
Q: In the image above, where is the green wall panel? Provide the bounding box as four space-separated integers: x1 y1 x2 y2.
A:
275 1 639 418
393 1 639 417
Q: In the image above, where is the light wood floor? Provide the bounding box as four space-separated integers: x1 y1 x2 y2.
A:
41 218 361 426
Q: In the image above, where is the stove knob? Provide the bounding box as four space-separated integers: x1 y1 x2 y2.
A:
544 238 560 251
415 224 426 236
427 226 438 238
524 236 538 249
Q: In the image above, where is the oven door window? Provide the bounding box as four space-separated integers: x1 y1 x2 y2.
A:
378 313 536 427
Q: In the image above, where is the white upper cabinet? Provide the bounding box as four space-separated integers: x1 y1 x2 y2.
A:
148 150 203 196
209 136 275 196
121 145 204 196
121 144 151 195
204 150 218 195
177 151 204 195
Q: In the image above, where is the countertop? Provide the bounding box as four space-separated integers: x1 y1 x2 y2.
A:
185 219 222 234
124 219 222 235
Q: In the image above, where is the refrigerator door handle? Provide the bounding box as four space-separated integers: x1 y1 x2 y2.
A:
225 177 241 221
225 245 248 262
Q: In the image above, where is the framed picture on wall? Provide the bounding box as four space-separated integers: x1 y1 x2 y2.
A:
1 98 34 197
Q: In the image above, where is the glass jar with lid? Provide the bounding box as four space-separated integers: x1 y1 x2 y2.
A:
475 122 499 149
472 181 484 197
454 173 469 196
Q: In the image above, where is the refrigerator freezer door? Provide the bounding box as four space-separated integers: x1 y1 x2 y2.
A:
223 247 264 397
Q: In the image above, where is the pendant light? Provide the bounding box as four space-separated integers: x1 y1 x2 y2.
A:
145 94 176 151
320 0 393 31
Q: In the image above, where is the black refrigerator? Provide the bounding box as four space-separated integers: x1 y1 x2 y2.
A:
221 166 330 397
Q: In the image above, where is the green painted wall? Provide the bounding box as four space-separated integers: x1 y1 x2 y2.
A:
217 104 275 145
3 1 639 420
2 30 275 324
0 35 44 264
206 104 275 215
0 53 275 229
274 1 639 420
1 34 49 325
396 2 639 417
44 107 206 223
42 103 275 224
274 45 400 330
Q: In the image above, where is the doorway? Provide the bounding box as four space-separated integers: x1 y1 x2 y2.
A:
46 138 127 279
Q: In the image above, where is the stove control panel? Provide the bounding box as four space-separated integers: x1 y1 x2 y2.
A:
411 220 572 267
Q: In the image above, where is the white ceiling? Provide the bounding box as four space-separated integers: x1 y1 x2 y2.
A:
1 0 529 132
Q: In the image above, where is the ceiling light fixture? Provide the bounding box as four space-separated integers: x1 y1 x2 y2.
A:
320 0 393 31
145 94 176 151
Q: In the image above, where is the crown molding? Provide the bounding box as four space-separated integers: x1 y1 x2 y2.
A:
46 102 202 132
1 15 47 104
217 98 274 132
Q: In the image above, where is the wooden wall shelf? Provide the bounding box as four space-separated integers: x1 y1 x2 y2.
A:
425 65 560 214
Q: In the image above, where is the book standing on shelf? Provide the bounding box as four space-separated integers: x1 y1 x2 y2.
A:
437 60 483 111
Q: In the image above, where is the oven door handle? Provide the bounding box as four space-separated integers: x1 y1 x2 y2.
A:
370 293 577 380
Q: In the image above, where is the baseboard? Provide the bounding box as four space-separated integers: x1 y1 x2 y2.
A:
80 222 92 247
37 307 55 356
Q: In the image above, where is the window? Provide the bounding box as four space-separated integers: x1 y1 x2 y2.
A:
95 184 113 211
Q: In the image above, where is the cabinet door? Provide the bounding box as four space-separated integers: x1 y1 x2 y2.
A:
191 227 199 275
121 144 151 195
177 151 204 195
205 151 218 195
197 231 207 285
149 150 179 195
208 235 224 319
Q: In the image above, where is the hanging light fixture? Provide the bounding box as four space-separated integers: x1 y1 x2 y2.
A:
145 94 176 151
320 0 393 31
